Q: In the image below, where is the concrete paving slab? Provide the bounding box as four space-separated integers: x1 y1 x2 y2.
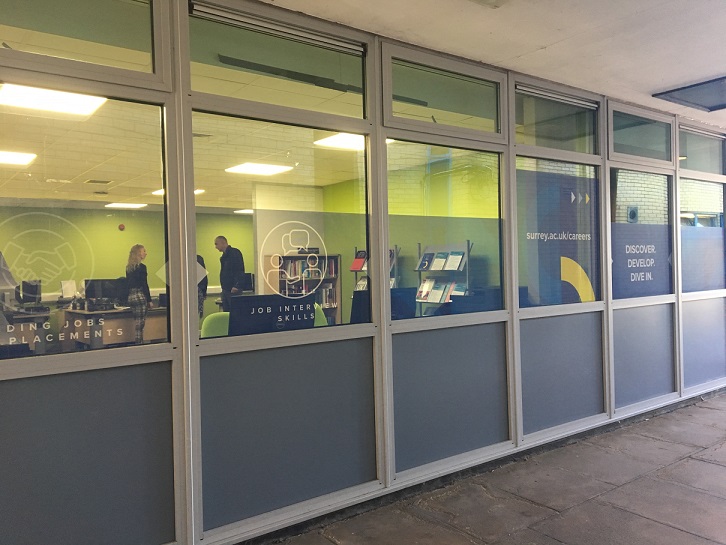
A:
324 505 480 545
630 413 725 447
281 531 334 545
600 477 726 543
698 397 726 411
583 429 699 464
667 405 726 431
408 481 556 543
489 528 565 545
533 500 720 545
655 458 726 498
531 442 660 485
476 459 615 511
693 441 726 466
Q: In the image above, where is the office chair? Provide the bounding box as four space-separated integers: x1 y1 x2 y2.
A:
201 311 230 338
313 303 328 327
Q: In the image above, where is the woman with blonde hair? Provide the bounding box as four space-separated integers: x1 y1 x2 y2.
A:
126 244 153 344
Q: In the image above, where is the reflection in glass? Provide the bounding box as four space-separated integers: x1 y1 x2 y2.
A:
515 92 596 154
190 17 364 118
0 86 167 359
0 0 153 72
610 169 672 298
391 59 499 133
387 141 502 319
613 111 671 162
517 158 600 307
680 179 725 292
679 130 724 175
192 114 369 336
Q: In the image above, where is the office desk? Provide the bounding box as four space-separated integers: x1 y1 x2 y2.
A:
63 307 168 348
2 310 51 354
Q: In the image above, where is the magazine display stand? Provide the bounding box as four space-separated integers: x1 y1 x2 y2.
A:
415 240 472 316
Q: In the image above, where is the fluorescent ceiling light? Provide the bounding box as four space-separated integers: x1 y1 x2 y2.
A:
0 84 107 115
225 163 293 175
314 133 365 150
105 203 148 209
234 209 254 214
0 151 37 166
313 133 395 151
194 189 205 195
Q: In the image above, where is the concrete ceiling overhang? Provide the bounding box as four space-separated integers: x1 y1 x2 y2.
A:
256 0 726 130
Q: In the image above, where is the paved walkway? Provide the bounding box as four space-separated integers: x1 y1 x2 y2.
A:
277 393 726 545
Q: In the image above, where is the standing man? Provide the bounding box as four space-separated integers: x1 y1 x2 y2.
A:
215 235 245 312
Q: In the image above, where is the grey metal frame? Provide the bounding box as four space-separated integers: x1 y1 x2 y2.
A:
1 2 726 545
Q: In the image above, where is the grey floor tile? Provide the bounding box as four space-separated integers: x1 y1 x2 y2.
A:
600 476 726 543
694 441 726 466
489 528 565 545
532 442 660 485
584 429 700 464
408 481 556 544
533 500 720 545
631 413 725 447
324 505 480 545
477 459 614 511
655 458 726 498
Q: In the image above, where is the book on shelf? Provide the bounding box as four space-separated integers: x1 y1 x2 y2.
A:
416 278 435 302
389 248 396 271
427 281 449 304
416 252 435 271
354 275 369 291
429 252 448 271
350 250 368 271
450 282 467 296
444 251 465 271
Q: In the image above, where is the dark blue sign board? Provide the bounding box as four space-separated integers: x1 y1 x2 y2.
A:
612 223 672 299
229 294 315 336
518 170 600 307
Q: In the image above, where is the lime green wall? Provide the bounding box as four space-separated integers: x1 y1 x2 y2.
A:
0 206 166 291
0 207 254 298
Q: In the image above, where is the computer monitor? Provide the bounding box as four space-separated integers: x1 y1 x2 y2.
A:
15 280 42 305
84 279 119 301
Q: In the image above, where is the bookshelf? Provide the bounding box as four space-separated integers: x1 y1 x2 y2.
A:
262 254 341 324
350 246 400 290
415 241 472 316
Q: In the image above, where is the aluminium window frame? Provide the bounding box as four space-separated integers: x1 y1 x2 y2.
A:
381 41 508 145
608 101 676 169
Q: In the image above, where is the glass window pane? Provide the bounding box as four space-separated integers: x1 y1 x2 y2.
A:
680 178 725 292
0 0 153 72
515 92 596 154
189 17 364 118
517 157 600 307
193 114 369 336
0 84 168 359
613 111 671 162
610 169 672 299
679 131 724 174
387 141 502 320
391 59 499 133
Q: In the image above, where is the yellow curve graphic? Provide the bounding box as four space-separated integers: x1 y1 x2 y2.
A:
560 256 595 302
